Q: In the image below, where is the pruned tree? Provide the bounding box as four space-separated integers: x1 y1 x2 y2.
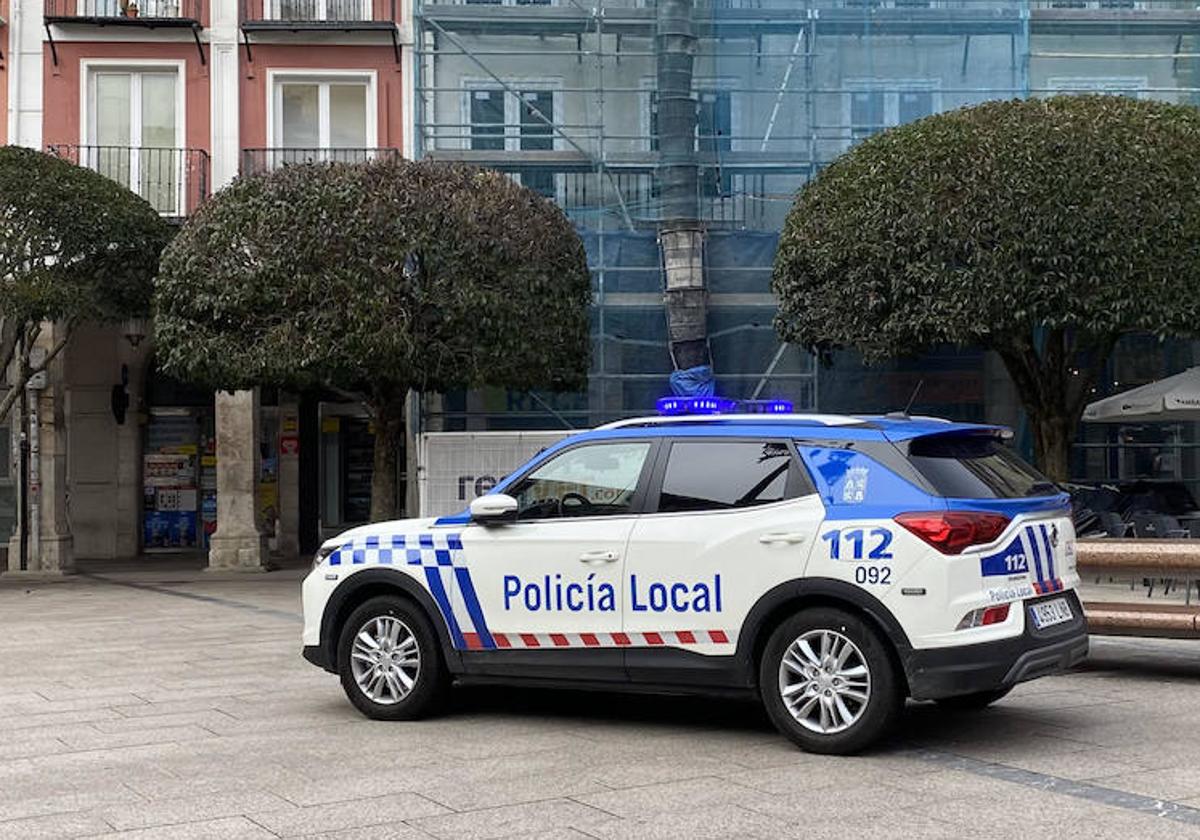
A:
154 158 591 521
0 145 172 420
772 95 1200 480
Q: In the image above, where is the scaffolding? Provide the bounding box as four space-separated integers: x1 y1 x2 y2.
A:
412 0 1200 429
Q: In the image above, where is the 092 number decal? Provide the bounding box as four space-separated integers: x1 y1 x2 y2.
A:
855 565 891 585
821 527 894 561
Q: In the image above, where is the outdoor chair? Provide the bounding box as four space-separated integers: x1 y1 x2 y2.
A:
1097 512 1134 538
1148 515 1190 539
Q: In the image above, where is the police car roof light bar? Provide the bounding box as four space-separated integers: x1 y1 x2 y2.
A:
656 396 739 416
654 396 794 417
597 413 864 431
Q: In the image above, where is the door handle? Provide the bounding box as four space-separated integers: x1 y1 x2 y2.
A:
579 550 619 564
759 532 808 545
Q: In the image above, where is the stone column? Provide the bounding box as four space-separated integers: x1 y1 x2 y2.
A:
34 357 74 572
7 322 75 575
275 395 301 563
208 389 269 571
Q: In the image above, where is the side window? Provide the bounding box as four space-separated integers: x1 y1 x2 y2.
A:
509 441 651 521
657 440 809 514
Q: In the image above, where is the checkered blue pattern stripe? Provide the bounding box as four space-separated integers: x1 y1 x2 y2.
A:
328 531 495 650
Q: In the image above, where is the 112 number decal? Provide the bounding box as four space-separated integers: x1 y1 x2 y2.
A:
821 528 894 561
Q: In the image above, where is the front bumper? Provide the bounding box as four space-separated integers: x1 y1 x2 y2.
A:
905 590 1089 701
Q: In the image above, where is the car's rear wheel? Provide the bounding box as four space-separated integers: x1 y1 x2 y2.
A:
935 686 1012 710
759 607 903 754
337 595 448 720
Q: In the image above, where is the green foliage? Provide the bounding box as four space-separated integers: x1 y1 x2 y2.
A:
154 159 591 401
772 96 1200 476
773 96 1200 361
0 145 172 325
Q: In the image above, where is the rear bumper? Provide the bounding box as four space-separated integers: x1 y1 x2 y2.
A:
905 590 1089 701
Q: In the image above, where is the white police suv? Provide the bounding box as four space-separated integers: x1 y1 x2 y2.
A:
302 404 1087 754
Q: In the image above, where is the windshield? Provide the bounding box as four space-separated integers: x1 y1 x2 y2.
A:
907 434 1056 499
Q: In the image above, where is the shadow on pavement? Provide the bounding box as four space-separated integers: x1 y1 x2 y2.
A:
450 683 774 734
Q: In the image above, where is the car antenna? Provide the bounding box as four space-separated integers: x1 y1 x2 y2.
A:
886 380 924 419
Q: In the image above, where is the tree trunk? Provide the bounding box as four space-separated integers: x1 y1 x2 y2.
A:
995 332 1113 484
369 393 407 523
656 0 710 374
1029 410 1072 483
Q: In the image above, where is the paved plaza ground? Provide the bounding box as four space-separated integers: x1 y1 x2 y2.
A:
3 566 1200 839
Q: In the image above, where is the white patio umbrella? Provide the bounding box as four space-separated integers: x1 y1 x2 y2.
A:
1083 366 1200 423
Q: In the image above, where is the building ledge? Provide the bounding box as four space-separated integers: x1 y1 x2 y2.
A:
44 15 200 25
239 18 397 31
420 3 1200 39
424 149 814 175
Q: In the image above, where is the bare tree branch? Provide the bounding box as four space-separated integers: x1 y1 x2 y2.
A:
0 323 74 423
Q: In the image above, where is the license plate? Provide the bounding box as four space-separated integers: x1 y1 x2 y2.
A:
1029 598 1073 630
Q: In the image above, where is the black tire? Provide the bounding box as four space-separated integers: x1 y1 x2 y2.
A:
759 607 903 755
337 595 449 721
935 686 1012 711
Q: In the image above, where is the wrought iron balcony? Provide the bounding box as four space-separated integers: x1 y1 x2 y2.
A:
240 0 399 26
48 145 211 220
44 0 206 24
241 147 402 176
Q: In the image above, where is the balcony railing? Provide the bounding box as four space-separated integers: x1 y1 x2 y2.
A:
44 0 205 23
240 0 399 24
49 145 211 219
241 147 402 176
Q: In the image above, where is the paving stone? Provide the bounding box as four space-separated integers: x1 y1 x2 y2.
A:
82 815 279 840
410 799 613 840
248 792 448 836
0 810 114 839
100 790 295 831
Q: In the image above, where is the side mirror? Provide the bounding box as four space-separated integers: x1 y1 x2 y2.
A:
469 493 518 524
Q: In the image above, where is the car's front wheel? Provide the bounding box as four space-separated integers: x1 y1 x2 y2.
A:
337 595 448 720
759 607 903 754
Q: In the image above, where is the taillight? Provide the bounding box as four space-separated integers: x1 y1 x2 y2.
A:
894 511 1010 555
956 603 1011 631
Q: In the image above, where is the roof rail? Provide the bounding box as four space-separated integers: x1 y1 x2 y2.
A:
595 413 865 431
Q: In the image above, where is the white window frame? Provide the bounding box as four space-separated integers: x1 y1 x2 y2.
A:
841 78 942 151
80 59 186 216
266 69 379 160
1044 76 1149 98
461 77 565 200
268 0 371 20
1034 1 1146 9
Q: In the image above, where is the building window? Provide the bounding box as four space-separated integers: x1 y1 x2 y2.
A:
698 90 733 197
845 81 940 145
86 67 181 215
271 75 374 164
465 82 561 199
270 0 370 21
469 89 506 151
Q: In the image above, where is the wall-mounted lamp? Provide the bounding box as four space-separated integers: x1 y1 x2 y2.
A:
122 317 148 348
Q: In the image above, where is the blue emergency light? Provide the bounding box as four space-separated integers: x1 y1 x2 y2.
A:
655 396 793 416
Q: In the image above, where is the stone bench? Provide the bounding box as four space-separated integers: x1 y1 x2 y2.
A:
1077 538 1200 635
1082 601 1200 639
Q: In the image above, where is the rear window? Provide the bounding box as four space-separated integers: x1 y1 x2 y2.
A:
656 440 811 513
907 434 1056 499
